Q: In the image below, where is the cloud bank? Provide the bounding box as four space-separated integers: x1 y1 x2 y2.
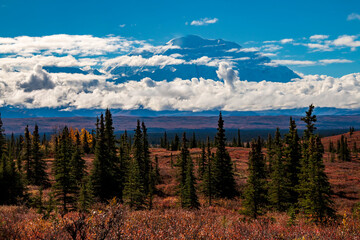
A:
1 63 360 111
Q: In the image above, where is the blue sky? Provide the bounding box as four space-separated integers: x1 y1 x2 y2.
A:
1 0 360 76
0 0 360 112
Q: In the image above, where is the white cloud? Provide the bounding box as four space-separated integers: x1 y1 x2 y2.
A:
19 65 55 92
103 55 186 68
190 18 218 26
1 64 360 111
280 38 294 44
319 59 353 64
310 35 329 40
266 58 353 67
119 24 126 28
266 60 316 66
347 13 360 21
332 35 360 50
262 44 283 52
0 34 145 56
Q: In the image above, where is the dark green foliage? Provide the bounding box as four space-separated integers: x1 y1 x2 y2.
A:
171 134 180 151
77 176 93 212
284 117 302 205
298 105 334 222
182 152 199 209
91 113 117 201
154 155 160 184
177 133 199 209
124 158 146 209
142 121 151 195
268 128 291 211
32 124 49 187
53 126 76 213
82 130 91 154
160 131 169 149
190 132 197 148
244 137 268 218
70 132 86 187
337 135 351 162
118 131 131 202
177 133 190 206
0 121 25 206
212 112 237 199
201 136 214 206
197 143 206 180
23 125 33 184
237 129 242 147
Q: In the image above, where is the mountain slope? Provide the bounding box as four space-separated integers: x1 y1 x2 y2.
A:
106 35 300 83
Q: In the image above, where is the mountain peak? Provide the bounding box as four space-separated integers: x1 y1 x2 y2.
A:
168 35 240 49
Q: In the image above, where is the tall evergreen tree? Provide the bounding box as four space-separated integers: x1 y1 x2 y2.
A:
337 135 351 161
197 143 206 180
212 112 236 198
284 117 302 205
104 108 121 198
268 128 291 211
182 152 199 209
32 124 49 187
237 129 242 147
177 133 190 207
118 130 131 202
123 157 146 209
23 125 33 184
91 114 113 201
298 105 334 221
53 126 76 213
201 136 214 206
70 132 86 187
142 121 151 195
244 137 268 218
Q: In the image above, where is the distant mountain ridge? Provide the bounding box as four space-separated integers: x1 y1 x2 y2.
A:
43 35 299 83
106 35 299 83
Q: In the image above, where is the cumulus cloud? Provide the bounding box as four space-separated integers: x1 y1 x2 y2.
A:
190 18 218 26
0 34 145 56
1 65 360 111
347 13 360 21
216 62 239 91
310 35 329 40
19 65 55 92
103 55 186 68
332 35 360 50
280 38 294 44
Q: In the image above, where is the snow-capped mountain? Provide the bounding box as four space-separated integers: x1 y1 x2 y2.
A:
105 35 299 83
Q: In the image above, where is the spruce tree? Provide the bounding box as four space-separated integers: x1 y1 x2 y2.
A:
268 128 291 211
142 121 151 194
283 117 302 205
123 157 146 209
104 108 118 191
53 126 76 213
82 130 91 154
182 153 199 209
91 114 114 201
201 136 214 206
70 132 86 187
23 125 33 184
177 133 190 207
197 143 206 180
212 112 236 198
32 124 49 187
244 137 268 218
118 130 131 202
298 105 334 221
237 129 242 147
